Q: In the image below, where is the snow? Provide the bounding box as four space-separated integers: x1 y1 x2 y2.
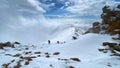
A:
1 31 120 68
114 7 120 11
0 0 120 68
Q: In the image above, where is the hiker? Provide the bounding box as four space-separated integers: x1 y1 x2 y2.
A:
72 36 77 40
57 41 59 44
48 40 51 44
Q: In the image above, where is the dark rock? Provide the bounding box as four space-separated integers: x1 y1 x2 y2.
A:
20 56 24 59
5 54 12 56
25 61 29 65
45 52 49 55
92 27 100 33
46 55 50 58
102 5 110 13
110 53 120 56
112 37 120 40
22 56 36 61
0 44 3 49
98 49 105 51
93 22 100 27
58 58 61 60
34 52 41 54
70 58 81 62
101 5 120 34
85 22 101 34
14 41 20 44
108 43 117 47
13 54 21 57
107 63 112 67
92 22 101 33
117 4 120 9
103 42 109 46
37 55 41 57
0 42 15 48
69 66 75 68
11 59 15 63
98 49 108 53
112 45 120 52
84 28 93 34
72 36 77 40
15 61 21 68
2 64 9 68
50 64 53 67
4 42 12 47
25 52 29 55
24 51 31 55
25 48 29 50
101 25 109 30
53 52 60 55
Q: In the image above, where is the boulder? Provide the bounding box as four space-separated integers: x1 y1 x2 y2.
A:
103 42 110 46
34 52 41 54
70 58 81 62
0 44 3 49
112 45 120 52
14 41 20 44
108 43 117 47
72 36 77 40
102 5 110 13
85 22 101 33
93 22 100 27
101 5 120 35
53 52 60 55
117 4 120 9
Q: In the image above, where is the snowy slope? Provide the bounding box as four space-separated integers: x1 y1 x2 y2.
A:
0 0 120 68
0 31 120 68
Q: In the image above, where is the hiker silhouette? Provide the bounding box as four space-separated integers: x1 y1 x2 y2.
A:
48 40 51 44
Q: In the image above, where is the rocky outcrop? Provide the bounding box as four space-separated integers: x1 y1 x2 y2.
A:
97 5 120 56
99 42 120 56
101 5 120 35
0 42 14 49
86 4 120 39
85 22 101 33
0 41 21 49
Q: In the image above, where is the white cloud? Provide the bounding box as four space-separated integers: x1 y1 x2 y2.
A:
27 0 46 13
66 0 119 16
0 0 46 27
0 0 51 44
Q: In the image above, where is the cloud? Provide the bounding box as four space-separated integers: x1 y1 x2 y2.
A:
27 0 46 13
0 0 47 28
66 0 119 16
0 0 51 44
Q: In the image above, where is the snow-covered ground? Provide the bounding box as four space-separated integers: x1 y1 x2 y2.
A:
0 0 120 68
0 25 120 68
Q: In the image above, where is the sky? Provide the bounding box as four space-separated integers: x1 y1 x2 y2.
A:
0 0 120 44
0 0 51 43
37 0 120 18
